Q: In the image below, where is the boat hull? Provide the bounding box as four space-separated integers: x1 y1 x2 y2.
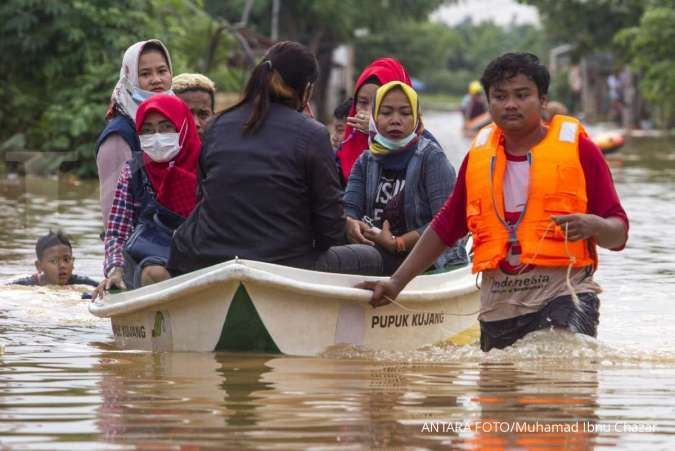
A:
90 259 480 356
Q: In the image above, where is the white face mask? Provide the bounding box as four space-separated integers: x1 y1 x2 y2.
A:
374 131 417 151
140 132 181 162
131 87 174 105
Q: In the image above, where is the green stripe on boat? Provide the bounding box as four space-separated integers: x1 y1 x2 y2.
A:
215 283 281 353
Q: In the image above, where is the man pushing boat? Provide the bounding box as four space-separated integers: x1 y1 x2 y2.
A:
359 52 629 352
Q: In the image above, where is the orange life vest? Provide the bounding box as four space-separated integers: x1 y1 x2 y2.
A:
465 115 597 273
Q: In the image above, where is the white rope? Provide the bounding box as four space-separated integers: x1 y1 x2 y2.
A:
562 222 581 307
520 221 580 307
383 295 480 317
380 220 581 316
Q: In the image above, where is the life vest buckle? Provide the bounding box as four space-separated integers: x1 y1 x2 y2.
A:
509 239 522 256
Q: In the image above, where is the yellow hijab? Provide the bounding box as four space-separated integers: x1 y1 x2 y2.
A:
369 81 422 156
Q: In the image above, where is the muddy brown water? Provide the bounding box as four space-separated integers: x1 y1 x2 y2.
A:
1 112 674 449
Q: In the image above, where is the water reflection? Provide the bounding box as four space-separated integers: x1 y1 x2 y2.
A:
90 346 671 449
459 363 603 450
95 353 272 447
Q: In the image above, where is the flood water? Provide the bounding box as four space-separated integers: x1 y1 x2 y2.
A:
1 112 674 449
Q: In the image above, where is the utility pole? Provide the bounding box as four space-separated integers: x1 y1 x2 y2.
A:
271 0 280 41
239 0 254 27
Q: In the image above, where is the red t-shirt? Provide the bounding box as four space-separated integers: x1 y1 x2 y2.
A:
431 134 629 251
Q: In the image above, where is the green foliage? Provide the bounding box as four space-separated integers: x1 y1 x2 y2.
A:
519 0 645 56
354 20 548 96
206 0 448 48
354 21 460 79
1 0 453 172
0 0 154 176
615 1 675 126
267 0 450 120
0 0 239 177
277 0 448 42
548 67 574 110
522 0 674 126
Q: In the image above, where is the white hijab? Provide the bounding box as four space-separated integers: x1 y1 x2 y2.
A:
109 39 173 123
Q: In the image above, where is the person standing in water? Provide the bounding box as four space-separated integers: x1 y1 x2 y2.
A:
359 53 628 352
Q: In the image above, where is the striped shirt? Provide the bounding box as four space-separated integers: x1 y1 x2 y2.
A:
103 162 137 276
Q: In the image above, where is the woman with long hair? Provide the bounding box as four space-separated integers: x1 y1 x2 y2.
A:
168 41 381 276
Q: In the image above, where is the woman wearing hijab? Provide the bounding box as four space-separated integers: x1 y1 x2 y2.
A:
96 39 174 228
336 58 410 185
168 41 381 276
92 95 201 299
344 81 468 275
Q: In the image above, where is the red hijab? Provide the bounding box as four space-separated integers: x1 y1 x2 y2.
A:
135 94 201 218
337 58 412 183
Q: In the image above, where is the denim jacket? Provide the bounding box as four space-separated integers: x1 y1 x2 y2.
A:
344 136 468 269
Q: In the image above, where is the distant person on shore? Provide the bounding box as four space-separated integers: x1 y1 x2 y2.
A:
567 64 582 116
331 98 351 151
344 81 467 275
336 58 442 186
96 39 174 229
93 95 201 300
172 73 216 137
167 41 382 276
9 231 98 287
359 52 629 352
461 80 489 137
607 70 624 126
462 80 488 120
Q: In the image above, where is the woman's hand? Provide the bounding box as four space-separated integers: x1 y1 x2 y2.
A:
364 220 396 253
330 132 342 149
357 276 404 308
346 217 375 246
91 266 126 301
345 111 369 134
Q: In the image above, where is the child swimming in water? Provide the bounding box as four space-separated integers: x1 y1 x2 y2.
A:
10 231 98 287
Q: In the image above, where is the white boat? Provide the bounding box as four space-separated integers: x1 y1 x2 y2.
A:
89 259 480 356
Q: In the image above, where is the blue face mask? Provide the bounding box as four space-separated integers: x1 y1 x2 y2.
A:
131 87 173 105
373 131 417 151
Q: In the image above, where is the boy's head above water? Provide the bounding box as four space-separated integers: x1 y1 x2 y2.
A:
35 231 74 285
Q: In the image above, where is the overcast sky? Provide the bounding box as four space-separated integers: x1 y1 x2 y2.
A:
431 0 540 27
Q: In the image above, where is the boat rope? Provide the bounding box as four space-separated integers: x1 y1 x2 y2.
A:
515 221 580 308
380 221 580 316
383 296 480 317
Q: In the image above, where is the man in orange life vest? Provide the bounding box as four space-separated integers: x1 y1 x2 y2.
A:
359 53 629 351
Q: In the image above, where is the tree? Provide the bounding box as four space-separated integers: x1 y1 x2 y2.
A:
615 0 675 127
0 0 233 176
213 0 450 121
519 0 647 121
519 0 644 56
0 1 151 175
284 0 454 120
353 20 547 96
